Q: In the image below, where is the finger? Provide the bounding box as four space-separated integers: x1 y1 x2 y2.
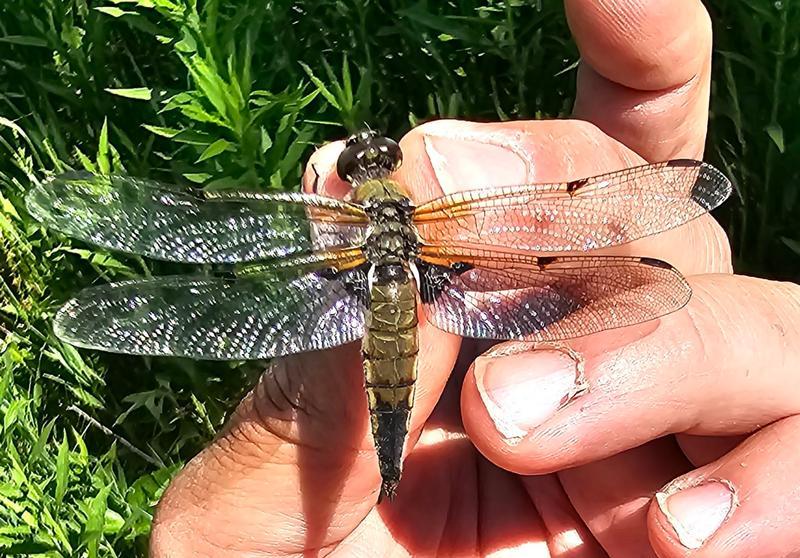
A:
333 433 551 556
649 415 800 556
522 474 609 557
369 426 480 555
461 274 800 475
301 140 350 197
674 434 747 468
557 438 689 557
568 0 713 160
151 144 462 556
398 119 731 275
475 459 553 557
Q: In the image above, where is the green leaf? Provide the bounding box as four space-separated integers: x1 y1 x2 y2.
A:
340 55 353 110
113 0 156 7
765 122 785 153
195 138 232 162
0 116 32 141
172 129 217 145
260 127 272 154
3 399 26 433
83 485 111 558
177 103 231 129
299 62 340 110
72 428 89 463
0 362 12 402
183 54 231 122
142 124 181 138
398 3 488 46
55 433 69 508
94 7 136 17
175 30 197 53
183 173 212 183
97 118 111 175
103 509 125 534
74 147 97 173
0 36 48 48
781 237 800 255
29 419 56 466
105 87 153 101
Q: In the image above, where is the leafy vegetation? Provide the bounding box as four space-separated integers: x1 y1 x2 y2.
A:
0 0 797 555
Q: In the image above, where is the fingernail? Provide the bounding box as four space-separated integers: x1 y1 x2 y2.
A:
656 479 738 549
474 349 586 443
424 134 530 194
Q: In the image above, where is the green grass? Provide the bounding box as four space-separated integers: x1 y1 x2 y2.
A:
0 1 797 556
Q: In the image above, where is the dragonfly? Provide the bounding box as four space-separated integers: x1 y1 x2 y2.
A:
26 129 732 500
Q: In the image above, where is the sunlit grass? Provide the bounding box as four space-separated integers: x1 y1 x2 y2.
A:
0 1 797 555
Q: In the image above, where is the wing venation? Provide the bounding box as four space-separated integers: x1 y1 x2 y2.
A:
54 262 368 360
414 160 731 252
26 172 368 263
419 246 691 341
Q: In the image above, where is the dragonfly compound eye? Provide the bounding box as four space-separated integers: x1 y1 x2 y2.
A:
373 137 403 171
337 134 403 183
346 129 378 147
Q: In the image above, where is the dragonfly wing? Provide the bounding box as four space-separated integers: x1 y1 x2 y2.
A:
54 264 368 360
26 172 367 263
418 246 690 341
414 160 731 251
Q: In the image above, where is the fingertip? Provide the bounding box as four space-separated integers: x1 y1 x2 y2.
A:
647 477 739 556
302 140 350 198
460 343 588 475
568 0 713 161
646 495 683 557
566 0 712 91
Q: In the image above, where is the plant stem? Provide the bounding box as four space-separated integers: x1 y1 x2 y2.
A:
757 2 788 267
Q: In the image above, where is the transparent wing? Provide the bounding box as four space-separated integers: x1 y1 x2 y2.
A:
419 246 690 341
26 172 368 264
414 160 731 251
54 255 368 360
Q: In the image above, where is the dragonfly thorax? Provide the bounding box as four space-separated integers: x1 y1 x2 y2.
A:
364 197 420 265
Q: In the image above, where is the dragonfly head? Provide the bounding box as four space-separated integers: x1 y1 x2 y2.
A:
337 129 403 185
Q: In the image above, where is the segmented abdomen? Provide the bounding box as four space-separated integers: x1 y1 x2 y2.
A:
362 264 418 500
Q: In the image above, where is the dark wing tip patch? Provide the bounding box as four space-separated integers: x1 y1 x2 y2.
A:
638 257 675 270
663 159 732 212
665 159 701 169
689 163 733 212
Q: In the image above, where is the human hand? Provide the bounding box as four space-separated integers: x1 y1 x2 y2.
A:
150 0 800 556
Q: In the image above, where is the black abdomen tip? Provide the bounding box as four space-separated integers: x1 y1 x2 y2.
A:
380 478 400 502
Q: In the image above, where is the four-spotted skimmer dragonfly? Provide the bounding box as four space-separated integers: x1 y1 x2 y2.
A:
26 129 731 499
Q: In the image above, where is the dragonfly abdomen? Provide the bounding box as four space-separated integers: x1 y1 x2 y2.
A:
362 263 418 500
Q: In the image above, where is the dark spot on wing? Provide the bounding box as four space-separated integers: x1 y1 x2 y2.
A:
566 178 589 194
